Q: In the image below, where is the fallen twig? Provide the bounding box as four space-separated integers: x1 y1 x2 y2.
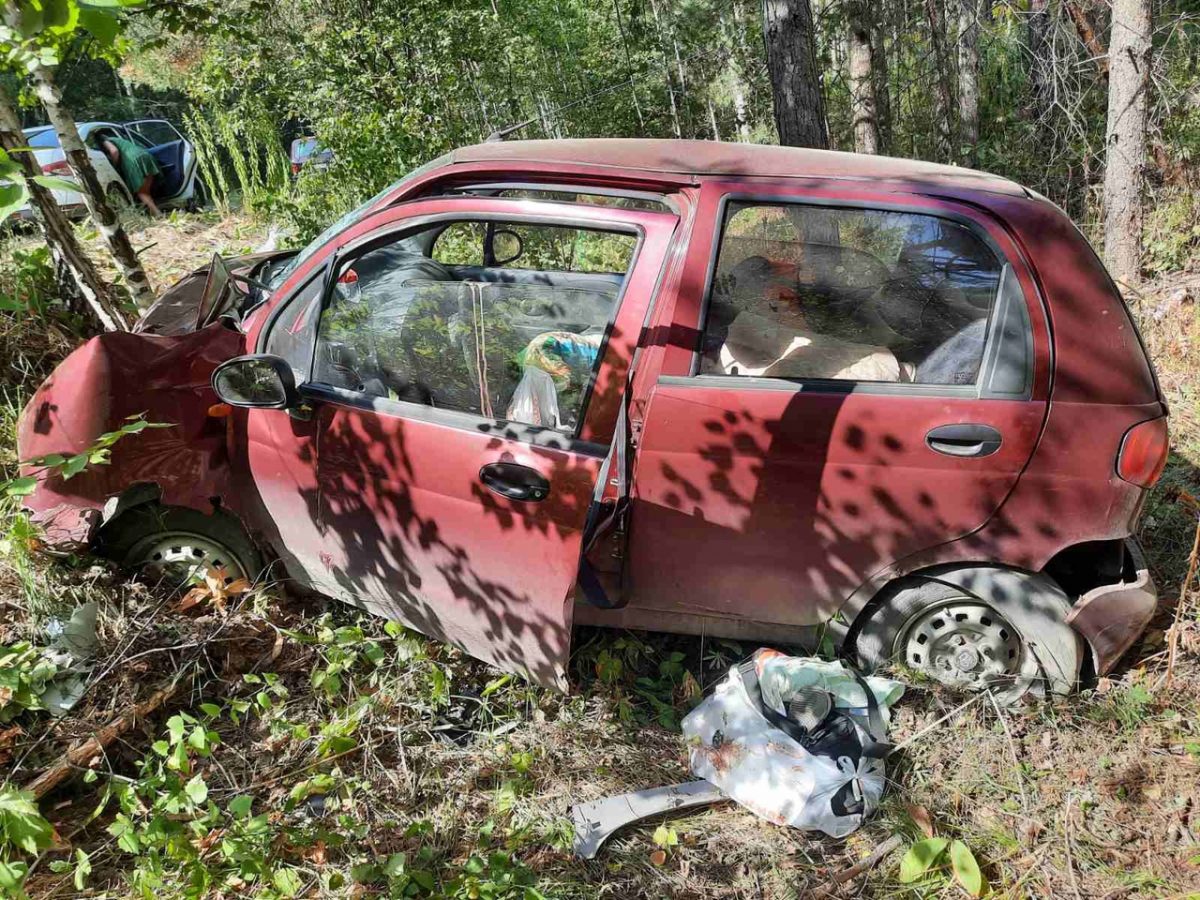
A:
829 832 904 885
24 669 195 799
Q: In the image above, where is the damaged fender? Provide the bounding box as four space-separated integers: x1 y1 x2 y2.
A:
17 327 246 547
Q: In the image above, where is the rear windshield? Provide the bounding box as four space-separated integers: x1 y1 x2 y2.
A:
25 129 58 148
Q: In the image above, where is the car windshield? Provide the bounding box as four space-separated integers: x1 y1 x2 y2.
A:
24 128 59 148
266 153 451 291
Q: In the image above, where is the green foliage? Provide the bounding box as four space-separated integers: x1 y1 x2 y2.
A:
0 787 53 899
898 835 986 897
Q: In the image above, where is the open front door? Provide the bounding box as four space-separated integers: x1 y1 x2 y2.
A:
246 196 677 688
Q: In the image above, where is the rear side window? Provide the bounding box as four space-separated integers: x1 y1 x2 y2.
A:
699 202 1003 386
312 220 634 432
25 129 58 148
129 121 181 146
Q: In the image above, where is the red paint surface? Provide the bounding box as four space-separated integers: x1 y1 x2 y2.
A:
16 142 1166 683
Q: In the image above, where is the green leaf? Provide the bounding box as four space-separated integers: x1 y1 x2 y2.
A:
77 6 119 45
166 714 186 744
5 477 38 497
898 837 949 883
0 181 27 223
184 774 208 805
0 860 29 893
273 868 303 897
383 852 407 878
0 788 54 855
73 849 92 891
411 869 435 890
30 175 80 193
198 702 222 718
949 840 985 897
60 453 89 480
227 795 253 818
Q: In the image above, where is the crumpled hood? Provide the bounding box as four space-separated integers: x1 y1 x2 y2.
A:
17 325 246 545
134 251 292 336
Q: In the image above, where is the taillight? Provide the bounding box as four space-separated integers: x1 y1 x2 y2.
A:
42 159 70 175
291 163 301 175
1117 416 1169 487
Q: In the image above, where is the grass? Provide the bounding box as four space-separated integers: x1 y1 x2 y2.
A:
0 211 1198 899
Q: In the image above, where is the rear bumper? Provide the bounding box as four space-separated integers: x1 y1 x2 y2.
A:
1065 538 1158 676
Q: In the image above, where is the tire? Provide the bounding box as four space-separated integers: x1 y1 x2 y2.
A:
186 178 209 212
96 504 263 591
854 579 1051 704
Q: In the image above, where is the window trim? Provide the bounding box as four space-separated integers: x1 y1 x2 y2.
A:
434 181 679 215
263 209 647 444
687 192 1039 401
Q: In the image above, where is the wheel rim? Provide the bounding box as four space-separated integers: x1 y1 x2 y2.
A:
128 531 247 591
896 599 1038 698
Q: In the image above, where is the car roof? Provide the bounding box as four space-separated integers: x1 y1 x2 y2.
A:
447 138 1028 198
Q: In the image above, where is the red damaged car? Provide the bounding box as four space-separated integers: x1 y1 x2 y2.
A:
18 140 1167 700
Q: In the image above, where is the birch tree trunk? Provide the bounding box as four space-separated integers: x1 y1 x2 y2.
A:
1103 0 1151 287
731 1 752 141
0 84 126 333
847 0 880 154
959 0 981 167
762 0 829 149
25 65 155 309
924 0 956 162
872 20 893 153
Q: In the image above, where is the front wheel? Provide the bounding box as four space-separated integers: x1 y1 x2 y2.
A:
855 580 1052 704
96 504 262 592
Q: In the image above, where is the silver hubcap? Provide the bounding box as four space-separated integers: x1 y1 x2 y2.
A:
129 531 246 591
898 600 1035 696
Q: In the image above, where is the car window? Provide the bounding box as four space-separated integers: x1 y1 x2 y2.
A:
265 273 325 377
311 220 633 432
432 221 636 275
699 202 1003 386
24 129 58 148
266 152 453 291
129 121 180 146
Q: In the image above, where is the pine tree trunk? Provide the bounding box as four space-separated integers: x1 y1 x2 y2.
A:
26 66 155 310
924 0 956 162
847 1 880 154
762 0 829 149
0 84 126 333
1103 0 1151 288
959 0 981 166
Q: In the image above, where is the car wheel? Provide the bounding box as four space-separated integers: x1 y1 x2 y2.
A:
96 504 262 592
186 178 209 212
854 580 1047 704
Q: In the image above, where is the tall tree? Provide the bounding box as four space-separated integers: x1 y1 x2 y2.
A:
1103 0 1151 287
871 18 893 153
959 0 980 166
0 84 126 332
847 0 879 154
762 0 828 148
1 0 154 314
924 0 955 162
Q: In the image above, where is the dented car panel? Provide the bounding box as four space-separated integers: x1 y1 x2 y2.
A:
1065 540 1159 676
18 326 246 536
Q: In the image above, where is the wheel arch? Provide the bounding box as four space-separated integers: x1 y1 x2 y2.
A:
843 563 1084 696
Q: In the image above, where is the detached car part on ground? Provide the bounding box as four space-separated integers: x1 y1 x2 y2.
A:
18 139 1167 701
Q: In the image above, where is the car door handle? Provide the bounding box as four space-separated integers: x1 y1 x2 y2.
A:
479 462 551 502
925 423 1003 458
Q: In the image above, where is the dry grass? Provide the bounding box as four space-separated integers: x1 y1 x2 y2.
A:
0 212 1198 899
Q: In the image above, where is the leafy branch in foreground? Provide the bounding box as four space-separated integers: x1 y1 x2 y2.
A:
0 786 54 899
3 413 174 499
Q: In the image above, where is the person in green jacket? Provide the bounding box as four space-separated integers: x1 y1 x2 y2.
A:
101 136 161 215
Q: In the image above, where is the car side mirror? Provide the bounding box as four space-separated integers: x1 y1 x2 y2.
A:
211 354 300 409
492 229 523 266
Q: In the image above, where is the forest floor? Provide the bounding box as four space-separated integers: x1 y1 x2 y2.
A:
2 210 1200 900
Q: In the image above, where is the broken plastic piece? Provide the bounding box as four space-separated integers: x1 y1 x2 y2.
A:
570 779 726 860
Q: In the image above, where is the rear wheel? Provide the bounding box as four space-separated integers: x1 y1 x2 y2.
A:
855 580 1046 704
97 504 262 592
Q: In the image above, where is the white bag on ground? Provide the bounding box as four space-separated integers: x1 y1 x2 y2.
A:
682 649 904 838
